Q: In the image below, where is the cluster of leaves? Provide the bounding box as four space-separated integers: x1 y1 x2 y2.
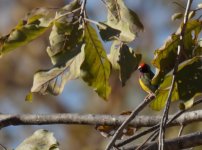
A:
0 0 201 112
0 0 143 100
150 4 202 110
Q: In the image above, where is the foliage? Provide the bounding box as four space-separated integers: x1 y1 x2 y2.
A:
108 41 141 86
150 18 202 110
0 0 143 100
0 0 201 109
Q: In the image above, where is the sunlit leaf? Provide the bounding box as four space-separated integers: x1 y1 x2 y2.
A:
150 56 202 110
108 41 141 86
0 8 54 56
31 45 85 95
16 129 59 150
98 0 143 42
152 20 202 86
81 24 111 100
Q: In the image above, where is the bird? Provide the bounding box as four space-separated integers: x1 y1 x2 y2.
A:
138 63 157 97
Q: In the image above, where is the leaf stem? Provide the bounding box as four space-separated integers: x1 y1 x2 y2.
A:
55 7 81 21
84 18 106 28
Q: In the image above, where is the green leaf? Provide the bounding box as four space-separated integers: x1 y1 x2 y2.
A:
25 92 33 102
47 0 82 65
31 45 85 95
108 41 141 86
98 0 143 42
150 76 179 111
179 98 194 110
171 13 183 21
150 56 202 110
81 24 111 100
16 129 59 150
0 8 53 56
152 20 202 86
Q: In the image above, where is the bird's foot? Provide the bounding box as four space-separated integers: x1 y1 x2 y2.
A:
148 93 155 99
145 93 155 100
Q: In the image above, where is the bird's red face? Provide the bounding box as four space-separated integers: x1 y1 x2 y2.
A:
138 63 148 73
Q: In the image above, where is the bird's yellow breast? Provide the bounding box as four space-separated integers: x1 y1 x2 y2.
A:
139 78 152 94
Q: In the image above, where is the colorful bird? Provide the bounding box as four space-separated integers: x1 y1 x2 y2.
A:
138 63 157 96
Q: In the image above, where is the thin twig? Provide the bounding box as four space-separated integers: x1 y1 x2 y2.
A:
84 18 105 28
136 130 159 150
172 2 186 10
178 125 185 137
158 0 193 149
79 0 87 24
0 143 7 150
125 131 202 150
105 96 155 150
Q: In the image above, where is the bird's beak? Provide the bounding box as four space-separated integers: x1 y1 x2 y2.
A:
138 65 141 70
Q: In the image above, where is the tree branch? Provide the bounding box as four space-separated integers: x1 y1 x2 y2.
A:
116 98 202 147
126 132 202 150
105 96 154 150
1 110 202 129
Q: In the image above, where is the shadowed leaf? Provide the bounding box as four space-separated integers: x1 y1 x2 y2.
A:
31 0 84 96
152 20 202 86
150 56 202 110
81 24 111 100
31 45 85 95
47 0 82 65
97 22 121 41
108 41 141 86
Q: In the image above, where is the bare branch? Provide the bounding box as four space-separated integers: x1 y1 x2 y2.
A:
116 98 202 147
126 132 202 150
105 96 155 150
1 110 202 129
